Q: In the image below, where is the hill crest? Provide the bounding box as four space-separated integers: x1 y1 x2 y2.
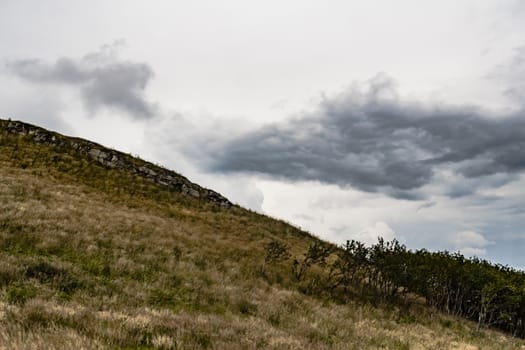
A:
0 119 232 208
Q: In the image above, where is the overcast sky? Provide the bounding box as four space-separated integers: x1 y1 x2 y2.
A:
2 0 525 267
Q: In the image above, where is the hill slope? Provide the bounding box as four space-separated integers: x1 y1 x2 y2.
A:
0 119 523 349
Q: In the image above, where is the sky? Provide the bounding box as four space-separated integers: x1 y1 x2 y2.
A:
1 0 525 267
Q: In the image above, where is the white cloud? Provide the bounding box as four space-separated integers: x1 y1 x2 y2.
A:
355 222 396 246
452 231 492 247
460 247 488 257
451 230 494 257
0 74 71 132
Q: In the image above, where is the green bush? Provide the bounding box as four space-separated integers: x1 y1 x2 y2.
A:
5 282 37 305
25 261 82 295
237 298 257 315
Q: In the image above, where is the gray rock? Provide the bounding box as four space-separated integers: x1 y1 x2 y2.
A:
0 119 233 208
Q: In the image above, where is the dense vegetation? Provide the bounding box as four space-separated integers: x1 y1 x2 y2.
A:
0 121 524 349
273 238 525 338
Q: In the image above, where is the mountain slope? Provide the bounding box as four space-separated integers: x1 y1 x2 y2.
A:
0 119 523 349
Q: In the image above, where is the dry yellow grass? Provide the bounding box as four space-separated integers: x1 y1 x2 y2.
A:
0 132 524 349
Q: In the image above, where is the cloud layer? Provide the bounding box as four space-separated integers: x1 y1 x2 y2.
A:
493 46 525 108
205 74 525 199
6 42 157 119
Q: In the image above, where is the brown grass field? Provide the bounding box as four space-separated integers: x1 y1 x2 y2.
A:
0 129 524 349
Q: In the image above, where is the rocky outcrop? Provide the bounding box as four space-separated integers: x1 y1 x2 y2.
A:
0 119 232 208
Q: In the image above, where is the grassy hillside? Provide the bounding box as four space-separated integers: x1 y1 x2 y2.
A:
0 120 523 349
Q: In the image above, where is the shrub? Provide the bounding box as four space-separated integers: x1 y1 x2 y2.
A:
264 240 290 264
6 282 37 305
237 299 257 316
24 261 81 295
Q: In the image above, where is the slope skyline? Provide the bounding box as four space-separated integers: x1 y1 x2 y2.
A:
1 0 524 268
2 118 525 348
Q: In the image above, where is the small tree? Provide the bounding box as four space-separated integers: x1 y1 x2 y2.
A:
261 240 291 280
265 240 291 264
293 242 332 281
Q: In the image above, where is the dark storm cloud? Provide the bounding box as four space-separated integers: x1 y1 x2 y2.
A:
6 44 157 119
206 74 525 198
